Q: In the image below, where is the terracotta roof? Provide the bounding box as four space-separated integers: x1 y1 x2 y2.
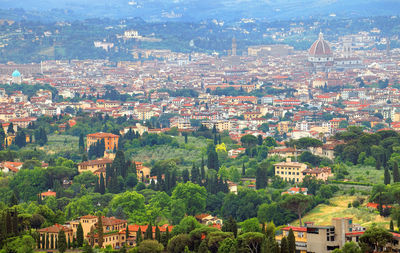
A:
39 191 56 197
87 132 119 138
282 226 307 232
38 224 72 233
79 158 113 167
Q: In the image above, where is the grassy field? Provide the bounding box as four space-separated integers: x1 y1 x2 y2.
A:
346 165 384 184
291 196 390 229
31 134 79 155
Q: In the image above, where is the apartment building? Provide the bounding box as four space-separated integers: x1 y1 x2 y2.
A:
274 158 308 183
86 132 119 151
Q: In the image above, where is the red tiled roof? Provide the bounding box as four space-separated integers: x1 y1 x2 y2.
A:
282 226 307 232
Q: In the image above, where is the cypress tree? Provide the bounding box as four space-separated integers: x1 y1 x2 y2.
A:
200 157 205 181
113 150 126 177
77 223 84 247
155 226 161 242
256 165 267 189
191 163 200 183
393 162 400 182
97 215 104 248
94 178 100 193
136 227 142 246
171 169 177 189
376 159 382 170
398 216 400 230
45 233 49 249
222 216 237 237
67 236 71 249
145 223 153 240
7 123 14 134
37 234 41 249
125 224 129 243
79 133 85 151
50 234 54 249
280 237 289 253
288 228 296 253
182 169 190 183
184 133 188 144
390 220 394 231
99 173 106 194
41 233 45 249
72 236 77 248
214 134 218 145
258 135 263 145
58 230 67 253
384 167 391 185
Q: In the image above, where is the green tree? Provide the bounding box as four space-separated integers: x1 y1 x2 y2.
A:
332 241 361 253
99 173 106 194
58 230 67 253
138 240 164 253
171 182 207 216
288 229 295 253
280 194 312 226
79 133 85 152
77 223 84 247
145 223 153 240
218 237 237 253
2 235 35 253
393 162 400 183
110 191 146 223
255 163 268 189
384 167 391 185
167 234 191 253
7 122 15 134
280 236 289 253
222 216 238 237
390 220 394 231
359 224 392 252
125 224 129 243
240 135 258 149
240 218 261 233
237 232 265 253
97 215 104 248
136 227 142 246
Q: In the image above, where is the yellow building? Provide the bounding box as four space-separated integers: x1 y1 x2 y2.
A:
274 158 308 183
202 120 231 132
243 111 263 120
86 132 119 152
277 121 291 134
38 224 74 250
276 226 307 253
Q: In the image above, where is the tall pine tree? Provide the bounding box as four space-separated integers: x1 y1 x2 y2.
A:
99 173 106 194
97 215 104 248
288 228 296 253
393 162 400 182
79 133 85 152
58 230 67 253
384 167 391 185
77 223 84 247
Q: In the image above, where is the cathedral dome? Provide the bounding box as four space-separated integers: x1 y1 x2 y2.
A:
12 70 21 77
309 32 332 56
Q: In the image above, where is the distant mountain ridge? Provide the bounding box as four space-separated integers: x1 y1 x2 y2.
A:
0 0 400 21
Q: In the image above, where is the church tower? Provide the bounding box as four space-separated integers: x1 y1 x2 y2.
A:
231 37 237 56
